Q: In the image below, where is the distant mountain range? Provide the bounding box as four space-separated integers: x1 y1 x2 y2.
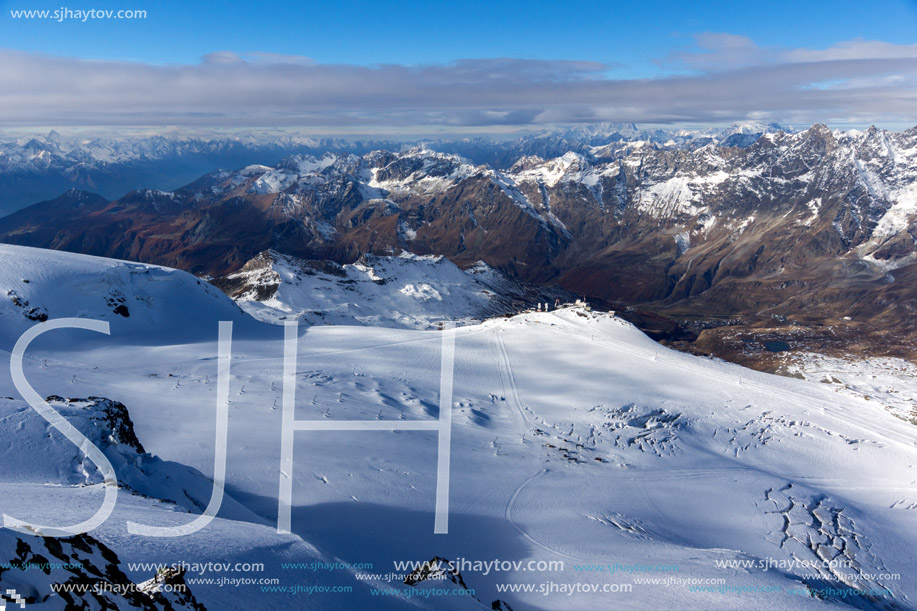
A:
0 123 787 215
0 123 914 365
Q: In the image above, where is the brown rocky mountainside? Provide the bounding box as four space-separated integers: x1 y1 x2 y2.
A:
1 124 914 368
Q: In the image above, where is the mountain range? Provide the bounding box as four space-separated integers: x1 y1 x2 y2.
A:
0 123 914 368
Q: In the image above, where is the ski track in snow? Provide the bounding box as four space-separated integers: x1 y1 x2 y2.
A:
495 328 589 563
503 468 585 562
494 328 535 429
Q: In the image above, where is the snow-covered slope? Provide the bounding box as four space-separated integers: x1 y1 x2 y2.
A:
1 246 916 610
780 353 917 424
0 395 260 524
0 245 249 346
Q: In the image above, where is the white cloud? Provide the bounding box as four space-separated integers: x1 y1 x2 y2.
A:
200 51 245 65
0 36 915 129
784 39 917 63
669 33 917 70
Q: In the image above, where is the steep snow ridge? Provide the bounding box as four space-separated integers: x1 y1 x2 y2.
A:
226 251 531 329
237 164 273 177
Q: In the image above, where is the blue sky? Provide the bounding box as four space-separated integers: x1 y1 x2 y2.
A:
1 0 916 130
2 0 916 72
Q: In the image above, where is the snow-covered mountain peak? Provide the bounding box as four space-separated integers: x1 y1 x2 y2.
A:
510 151 595 188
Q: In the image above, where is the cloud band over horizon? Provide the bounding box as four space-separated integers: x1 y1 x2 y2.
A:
1 34 916 130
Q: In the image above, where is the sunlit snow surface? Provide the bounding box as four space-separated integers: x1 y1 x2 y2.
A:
0 245 915 610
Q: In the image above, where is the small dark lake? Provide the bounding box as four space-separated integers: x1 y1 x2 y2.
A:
762 340 791 352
